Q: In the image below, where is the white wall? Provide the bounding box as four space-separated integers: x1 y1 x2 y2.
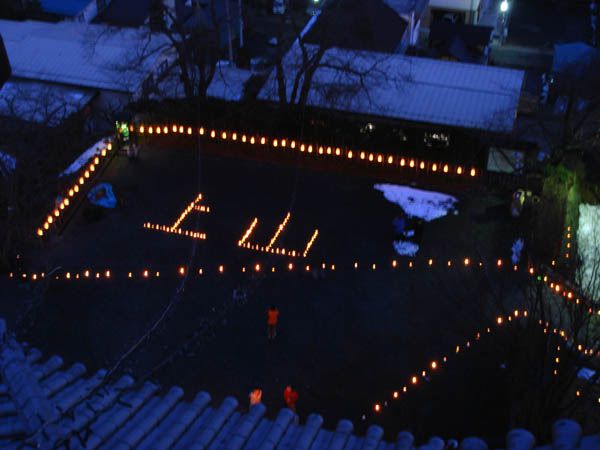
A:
577 204 600 301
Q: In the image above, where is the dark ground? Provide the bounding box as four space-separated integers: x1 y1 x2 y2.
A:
1 139 524 443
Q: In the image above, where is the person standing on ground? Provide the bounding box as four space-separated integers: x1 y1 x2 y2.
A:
267 305 279 340
249 388 262 408
283 385 298 412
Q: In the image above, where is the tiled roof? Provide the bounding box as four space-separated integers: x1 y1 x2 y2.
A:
0 319 598 449
258 45 524 133
0 19 168 93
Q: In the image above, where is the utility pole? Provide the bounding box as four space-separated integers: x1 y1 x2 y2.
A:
225 0 234 63
238 0 244 49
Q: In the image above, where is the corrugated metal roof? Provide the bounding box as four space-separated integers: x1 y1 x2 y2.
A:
0 19 169 93
0 319 597 449
155 64 253 102
0 78 95 126
258 45 524 132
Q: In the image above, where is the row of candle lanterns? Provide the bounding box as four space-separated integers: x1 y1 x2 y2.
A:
142 223 207 240
143 193 209 240
131 124 479 178
36 142 112 238
237 213 319 258
7 257 515 283
564 225 572 259
0 257 548 282
369 308 600 416
370 310 529 414
171 193 206 229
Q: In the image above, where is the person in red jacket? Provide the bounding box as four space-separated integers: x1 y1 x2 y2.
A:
267 305 279 340
283 385 298 412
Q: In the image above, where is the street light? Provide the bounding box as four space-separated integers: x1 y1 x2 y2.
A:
499 0 510 44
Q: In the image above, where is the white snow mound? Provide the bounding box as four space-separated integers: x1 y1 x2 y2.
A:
393 240 419 256
60 137 109 177
0 151 16 174
374 183 458 221
577 204 600 300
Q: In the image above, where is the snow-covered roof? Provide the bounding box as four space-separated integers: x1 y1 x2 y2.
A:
0 318 598 449
0 78 95 126
258 45 525 133
0 19 169 93
207 65 253 101
156 64 253 102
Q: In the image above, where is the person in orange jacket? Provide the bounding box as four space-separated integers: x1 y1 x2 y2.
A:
283 385 298 412
249 388 262 408
267 305 279 340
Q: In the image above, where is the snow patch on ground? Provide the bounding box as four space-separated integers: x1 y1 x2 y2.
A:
577 204 600 300
511 238 524 264
376 184 458 257
60 138 108 177
374 184 458 222
393 240 419 256
0 151 16 174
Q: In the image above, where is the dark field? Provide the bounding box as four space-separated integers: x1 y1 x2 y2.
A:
2 139 522 443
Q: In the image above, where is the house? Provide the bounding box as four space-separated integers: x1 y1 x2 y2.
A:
426 0 487 25
94 0 153 28
383 0 430 48
177 0 241 53
258 43 525 134
40 0 113 23
303 0 410 53
96 0 241 54
0 35 10 90
0 19 171 127
156 62 254 102
0 318 598 448
303 0 429 54
428 21 493 63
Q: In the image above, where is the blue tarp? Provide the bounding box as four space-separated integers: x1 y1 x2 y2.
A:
87 183 116 209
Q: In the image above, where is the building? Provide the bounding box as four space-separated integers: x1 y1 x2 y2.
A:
0 35 10 90
94 0 153 28
0 19 171 127
0 318 598 448
427 21 493 63
40 0 113 23
303 0 428 54
425 0 488 26
258 43 524 134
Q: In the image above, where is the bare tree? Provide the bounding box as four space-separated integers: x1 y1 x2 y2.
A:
146 0 227 102
425 200 600 437
267 1 399 112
